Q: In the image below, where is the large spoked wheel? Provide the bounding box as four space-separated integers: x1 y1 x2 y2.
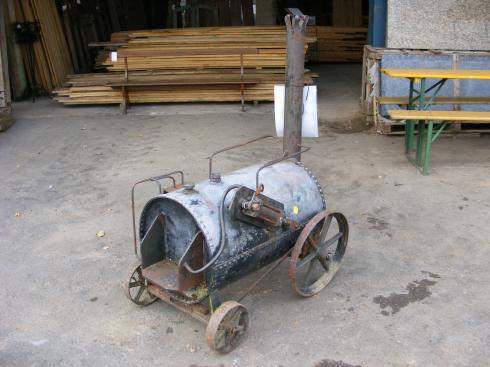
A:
124 262 157 306
289 210 349 297
206 301 249 354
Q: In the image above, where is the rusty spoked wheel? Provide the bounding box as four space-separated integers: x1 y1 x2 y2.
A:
124 262 157 306
289 210 349 297
206 301 249 354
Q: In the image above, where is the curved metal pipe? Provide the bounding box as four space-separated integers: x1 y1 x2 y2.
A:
183 184 242 274
207 135 275 180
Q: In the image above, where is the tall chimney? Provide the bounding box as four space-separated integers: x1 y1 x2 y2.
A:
283 12 308 161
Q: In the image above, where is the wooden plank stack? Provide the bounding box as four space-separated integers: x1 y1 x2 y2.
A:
96 26 311 71
14 0 73 92
54 26 317 105
54 69 317 104
307 26 367 63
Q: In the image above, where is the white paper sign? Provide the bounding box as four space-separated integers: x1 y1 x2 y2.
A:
111 52 118 62
274 85 318 138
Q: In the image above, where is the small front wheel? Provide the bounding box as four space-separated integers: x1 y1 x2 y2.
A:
124 262 157 306
206 301 249 354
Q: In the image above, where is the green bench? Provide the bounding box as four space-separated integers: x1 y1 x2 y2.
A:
388 110 490 175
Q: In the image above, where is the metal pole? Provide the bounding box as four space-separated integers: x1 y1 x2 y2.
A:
283 13 308 161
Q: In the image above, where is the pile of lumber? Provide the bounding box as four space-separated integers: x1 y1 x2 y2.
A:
96 26 311 71
53 26 316 105
54 69 317 104
12 0 73 92
307 26 367 63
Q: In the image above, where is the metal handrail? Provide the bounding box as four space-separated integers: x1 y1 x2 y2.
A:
207 135 275 180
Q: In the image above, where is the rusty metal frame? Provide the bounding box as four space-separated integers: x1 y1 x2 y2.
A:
147 284 210 324
237 247 293 302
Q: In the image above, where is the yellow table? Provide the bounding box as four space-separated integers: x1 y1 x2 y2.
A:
381 68 490 80
381 68 490 174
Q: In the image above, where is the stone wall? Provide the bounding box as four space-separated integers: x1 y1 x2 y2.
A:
386 0 490 50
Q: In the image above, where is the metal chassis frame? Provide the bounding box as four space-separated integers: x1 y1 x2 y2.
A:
146 246 294 324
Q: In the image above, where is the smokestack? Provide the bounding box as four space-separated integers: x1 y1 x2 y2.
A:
283 11 308 161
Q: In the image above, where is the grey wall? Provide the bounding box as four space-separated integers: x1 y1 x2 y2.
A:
386 0 490 50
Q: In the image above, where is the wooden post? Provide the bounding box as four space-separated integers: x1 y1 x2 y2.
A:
0 0 13 131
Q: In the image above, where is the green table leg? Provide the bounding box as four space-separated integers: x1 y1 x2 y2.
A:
415 78 426 168
422 121 434 175
416 121 426 166
405 79 415 155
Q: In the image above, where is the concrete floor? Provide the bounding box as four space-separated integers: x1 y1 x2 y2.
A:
1 65 489 367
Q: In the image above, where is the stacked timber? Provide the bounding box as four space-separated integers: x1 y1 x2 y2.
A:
96 26 310 71
13 0 73 92
307 26 367 63
54 26 316 105
54 69 317 104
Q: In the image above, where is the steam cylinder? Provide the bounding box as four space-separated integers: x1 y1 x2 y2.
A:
139 159 325 289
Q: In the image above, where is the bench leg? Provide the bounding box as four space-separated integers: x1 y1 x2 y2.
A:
120 86 128 115
240 83 245 112
422 122 434 175
415 121 425 166
405 120 415 155
405 79 415 154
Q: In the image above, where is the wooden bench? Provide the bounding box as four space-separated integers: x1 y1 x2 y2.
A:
113 48 259 114
388 109 490 175
379 96 490 106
